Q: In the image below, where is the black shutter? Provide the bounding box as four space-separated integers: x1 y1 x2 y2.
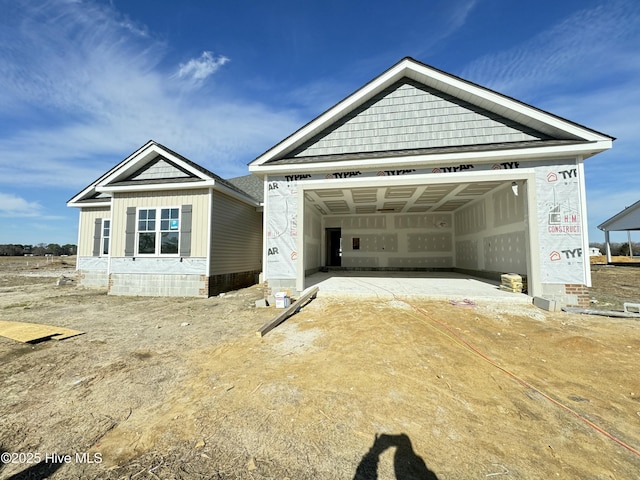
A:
92 218 102 257
125 207 136 256
180 204 192 257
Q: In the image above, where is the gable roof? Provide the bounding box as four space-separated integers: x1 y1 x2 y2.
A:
598 200 640 231
249 57 613 173
67 140 259 207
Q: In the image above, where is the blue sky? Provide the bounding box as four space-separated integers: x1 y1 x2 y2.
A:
0 0 638 246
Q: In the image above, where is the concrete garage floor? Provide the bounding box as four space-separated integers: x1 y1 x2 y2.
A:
305 270 532 303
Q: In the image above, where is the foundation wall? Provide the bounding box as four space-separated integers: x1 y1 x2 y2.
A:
108 273 208 297
77 256 109 287
541 283 590 308
208 270 261 296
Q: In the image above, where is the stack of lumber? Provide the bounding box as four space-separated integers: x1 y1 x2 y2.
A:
499 273 524 293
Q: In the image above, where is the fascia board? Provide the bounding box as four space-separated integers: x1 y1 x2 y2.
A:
66 200 112 208
404 64 612 142
97 180 218 193
157 149 217 179
250 62 410 167
251 140 612 175
97 144 160 186
97 144 214 188
97 180 260 207
66 187 113 206
67 188 97 205
67 140 158 204
597 199 640 230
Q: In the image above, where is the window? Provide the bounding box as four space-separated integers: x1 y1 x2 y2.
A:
102 219 111 256
137 208 180 255
160 208 180 254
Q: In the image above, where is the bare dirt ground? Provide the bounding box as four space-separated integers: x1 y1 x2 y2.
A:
0 257 639 479
589 260 640 311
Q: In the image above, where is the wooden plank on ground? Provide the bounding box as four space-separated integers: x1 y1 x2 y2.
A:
561 307 640 319
50 331 85 341
256 286 319 338
0 320 84 343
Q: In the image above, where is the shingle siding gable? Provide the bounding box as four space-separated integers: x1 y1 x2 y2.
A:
129 158 192 181
288 80 550 159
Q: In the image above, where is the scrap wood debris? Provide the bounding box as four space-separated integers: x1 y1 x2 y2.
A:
0 320 84 343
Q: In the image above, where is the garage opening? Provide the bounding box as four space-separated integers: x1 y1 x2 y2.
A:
301 178 533 294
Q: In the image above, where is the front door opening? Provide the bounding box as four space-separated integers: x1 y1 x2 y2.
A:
326 228 342 267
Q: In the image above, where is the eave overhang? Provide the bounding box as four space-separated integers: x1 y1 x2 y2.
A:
96 180 260 207
597 199 640 231
249 139 612 176
66 199 112 208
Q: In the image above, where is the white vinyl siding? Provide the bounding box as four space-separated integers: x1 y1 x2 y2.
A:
210 191 262 275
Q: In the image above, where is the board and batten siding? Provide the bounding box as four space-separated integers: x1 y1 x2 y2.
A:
110 189 210 257
210 191 262 275
78 207 111 256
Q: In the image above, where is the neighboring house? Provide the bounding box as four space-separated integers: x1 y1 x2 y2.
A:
589 247 602 256
249 57 614 307
67 141 263 297
597 199 640 262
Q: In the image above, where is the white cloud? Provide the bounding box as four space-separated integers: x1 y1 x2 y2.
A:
176 51 230 86
447 0 478 32
0 0 302 189
0 193 44 217
462 0 640 98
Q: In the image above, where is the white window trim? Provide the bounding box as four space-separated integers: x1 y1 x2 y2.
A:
135 206 181 257
101 218 111 257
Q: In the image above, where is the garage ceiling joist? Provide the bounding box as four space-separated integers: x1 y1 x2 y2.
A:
304 180 505 215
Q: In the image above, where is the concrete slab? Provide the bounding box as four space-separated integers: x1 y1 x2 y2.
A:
305 271 531 304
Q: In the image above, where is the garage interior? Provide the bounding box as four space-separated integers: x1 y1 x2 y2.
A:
301 178 531 293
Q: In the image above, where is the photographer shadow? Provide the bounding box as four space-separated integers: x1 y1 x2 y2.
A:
353 433 438 480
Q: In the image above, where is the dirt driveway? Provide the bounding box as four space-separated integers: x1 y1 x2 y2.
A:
0 258 639 479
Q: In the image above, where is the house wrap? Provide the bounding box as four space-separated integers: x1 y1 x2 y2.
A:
68 57 613 305
249 57 613 307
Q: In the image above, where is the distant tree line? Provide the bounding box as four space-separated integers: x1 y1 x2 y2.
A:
590 242 640 256
0 243 77 256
